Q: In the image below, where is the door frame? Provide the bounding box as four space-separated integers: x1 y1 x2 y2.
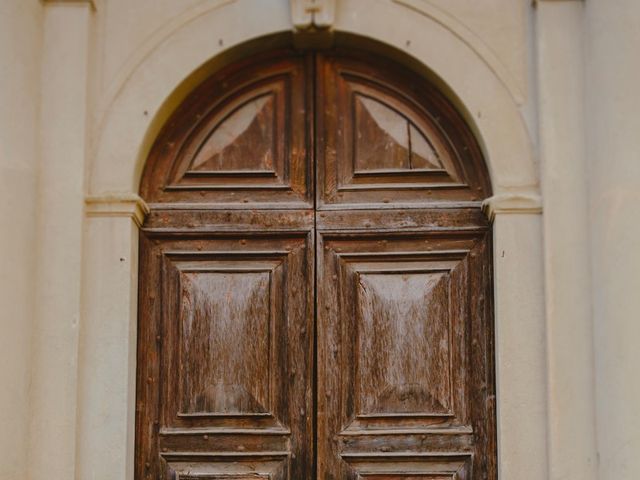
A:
80 2 546 479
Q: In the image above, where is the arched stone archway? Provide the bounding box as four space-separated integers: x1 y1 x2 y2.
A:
88 0 539 195
80 2 546 478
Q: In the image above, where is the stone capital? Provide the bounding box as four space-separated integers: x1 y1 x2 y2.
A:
85 193 149 227
533 0 583 5
42 0 98 11
482 190 543 222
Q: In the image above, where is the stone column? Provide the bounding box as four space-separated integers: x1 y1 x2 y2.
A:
535 1 598 478
0 2 43 479
484 194 548 480
29 2 92 479
585 1 640 478
77 195 148 480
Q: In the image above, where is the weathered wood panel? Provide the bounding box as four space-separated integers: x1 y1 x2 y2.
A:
136 232 314 479
316 51 490 207
140 50 314 208
316 228 494 479
356 270 452 416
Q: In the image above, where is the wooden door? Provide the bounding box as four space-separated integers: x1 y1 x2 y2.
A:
136 49 495 480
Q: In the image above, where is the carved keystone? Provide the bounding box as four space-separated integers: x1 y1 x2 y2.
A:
290 0 336 47
291 0 336 30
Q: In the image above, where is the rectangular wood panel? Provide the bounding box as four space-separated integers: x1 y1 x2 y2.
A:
136 225 314 479
356 269 453 417
317 216 494 479
342 453 472 479
174 265 275 417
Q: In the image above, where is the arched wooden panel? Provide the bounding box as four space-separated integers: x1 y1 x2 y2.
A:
141 50 490 208
140 51 313 207
316 51 490 207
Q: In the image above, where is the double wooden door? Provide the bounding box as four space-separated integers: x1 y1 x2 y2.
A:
137 49 495 479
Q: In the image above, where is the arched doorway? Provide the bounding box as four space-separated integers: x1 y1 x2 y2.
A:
136 47 495 479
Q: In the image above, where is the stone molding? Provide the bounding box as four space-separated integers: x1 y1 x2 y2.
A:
394 0 524 104
41 0 98 11
482 191 543 222
85 193 149 227
534 0 583 4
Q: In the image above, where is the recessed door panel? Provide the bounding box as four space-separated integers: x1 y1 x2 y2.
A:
316 52 490 207
342 454 472 480
355 269 453 417
163 453 289 480
137 231 314 479
317 228 493 478
140 51 313 208
164 256 283 422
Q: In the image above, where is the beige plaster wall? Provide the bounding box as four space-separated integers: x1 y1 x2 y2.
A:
585 1 640 478
7 0 640 479
402 0 529 102
0 1 43 479
96 0 208 91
